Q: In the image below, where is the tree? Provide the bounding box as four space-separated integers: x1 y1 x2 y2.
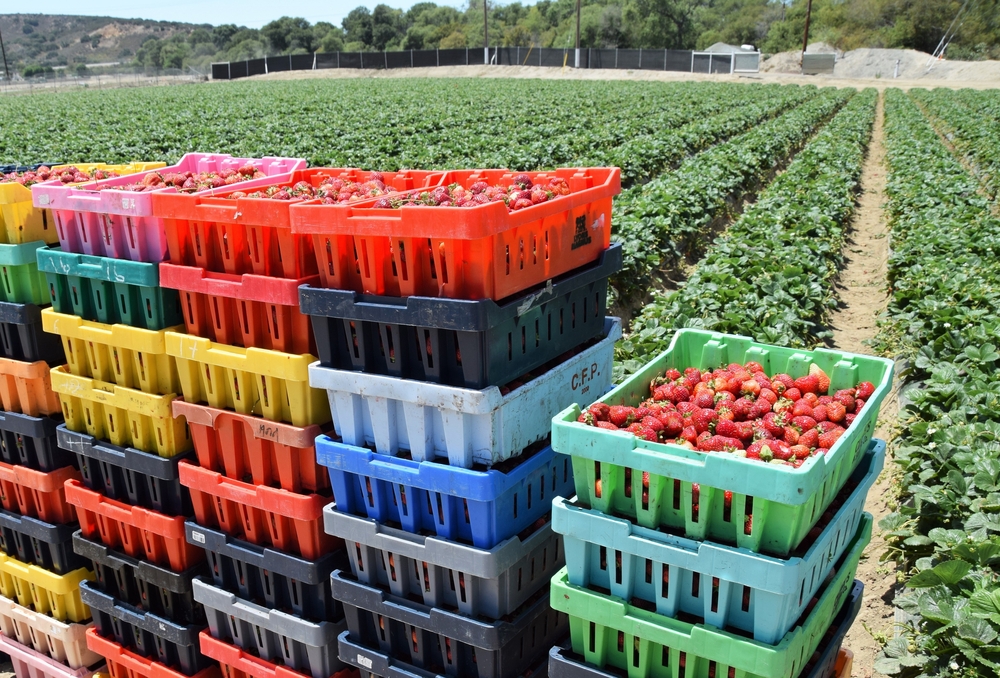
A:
212 24 240 50
342 7 374 48
262 17 313 53
440 30 468 48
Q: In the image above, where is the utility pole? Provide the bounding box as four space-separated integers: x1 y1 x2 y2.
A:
0 24 10 81
483 0 489 65
574 0 581 67
801 0 813 56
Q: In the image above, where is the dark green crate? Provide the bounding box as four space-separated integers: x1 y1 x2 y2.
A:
36 248 182 330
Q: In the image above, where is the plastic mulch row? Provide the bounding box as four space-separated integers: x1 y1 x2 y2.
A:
73 531 204 625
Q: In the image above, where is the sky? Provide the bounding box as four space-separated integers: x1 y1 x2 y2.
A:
15 0 470 29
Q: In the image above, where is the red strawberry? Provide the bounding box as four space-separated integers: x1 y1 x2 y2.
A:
844 413 857 427
594 420 617 431
833 391 856 412
798 428 819 449
758 388 778 405
693 392 715 409
762 412 786 437
588 403 610 421
663 368 682 382
652 385 672 402
716 419 753 441
855 381 875 400
661 412 684 437
791 415 818 432
746 441 775 462
724 490 733 509
577 412 594 425
812 405 829 422
855 398 866 411
790 444 811 460
749 398 772 419
740 379 761 397
783 427 800 445
809 364 831 394
698 435 744 452
744 361 764 373
772 397 794 415
826 402 847 423
641 416 664 434
677 401 698 416
683 367 702 383
792 400 815 418
714 391 736 404
794 374 820 394
680 426 698 445
802 392 820 406
817 421 840 433
784 387 802 401
744 515 753 534
609 406 634 428
731 397 754 420
691 408 718 434
668 384 691 404
773 443 794 461
625 423 644 435
818 395 833 405
715 404 735 421
816 447 829 455
818 428 845 449
636 427 658 442
772 373 794 393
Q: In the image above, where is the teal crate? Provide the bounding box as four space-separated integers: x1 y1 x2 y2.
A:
555 439 883 644
551 328 893 556
35 248 181 330
0 242 49 305
550 513 871 678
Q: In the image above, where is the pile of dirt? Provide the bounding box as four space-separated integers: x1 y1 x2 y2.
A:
762 45 1000 81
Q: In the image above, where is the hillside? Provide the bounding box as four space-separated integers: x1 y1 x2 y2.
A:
0 14 206 70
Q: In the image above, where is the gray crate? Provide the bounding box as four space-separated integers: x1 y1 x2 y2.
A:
339 631 551 678
193 578 343 678
334 570 564 678
325 506 561 619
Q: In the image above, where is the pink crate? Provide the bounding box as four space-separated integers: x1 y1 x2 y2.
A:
30 154 306 263
0 632 104 678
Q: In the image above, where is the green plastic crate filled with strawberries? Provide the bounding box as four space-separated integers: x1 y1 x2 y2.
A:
551 327 892 557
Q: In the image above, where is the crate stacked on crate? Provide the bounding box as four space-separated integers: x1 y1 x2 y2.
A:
141 166 394 678
29 155 309 678
286 168 623 678
545 329 895 678
0 162 169 678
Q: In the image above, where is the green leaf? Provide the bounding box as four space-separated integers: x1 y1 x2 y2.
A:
907 560 972 588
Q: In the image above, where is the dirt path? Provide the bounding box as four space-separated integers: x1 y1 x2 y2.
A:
828 92 898 677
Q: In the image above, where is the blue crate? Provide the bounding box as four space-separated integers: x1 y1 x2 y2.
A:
554 439 883 644
318 436 574 549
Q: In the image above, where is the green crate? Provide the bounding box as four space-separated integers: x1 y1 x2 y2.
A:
35 248 182 330
550 513 871 678
0 242 50 305
551 328 892 556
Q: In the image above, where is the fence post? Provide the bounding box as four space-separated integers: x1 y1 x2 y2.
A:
360 52 364 69
313 52 317 69
690 51 694 72
708 54 712 73
385 51 388 69
466 47 468 65
638 48 642 68
664 49 667 70
484 46 489 65
337 52 341 68
516 47 520 65
289 54 293 71
411 49 414 67
437 49 440 67
615 49 618 68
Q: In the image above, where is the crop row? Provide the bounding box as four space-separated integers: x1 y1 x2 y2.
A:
611 86 852 301
616 88 877 376
872 89 1000 678
911 88 1000 201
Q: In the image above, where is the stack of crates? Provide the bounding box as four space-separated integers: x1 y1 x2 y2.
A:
0 162 166 678
28 155 307 678
147 164 371 678
283 168 623 678
544 330 896 678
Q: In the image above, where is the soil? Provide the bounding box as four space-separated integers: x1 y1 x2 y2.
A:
828 91 899 677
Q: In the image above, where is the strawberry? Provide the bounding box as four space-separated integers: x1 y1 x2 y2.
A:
641 416 664 434
809 364 831 394
652 385 672 402
744 361 764 373
833 390 856 412
818 428 845 449
625 423 644 435
856 381 875 400
577 412 594 425
680 426 698 445
744 515 753 534
661 412 684 437
731 397 754 420
636 427 659 442
715 404 735 421
826 402 847 423
790 444 811 460
772 443 794 461
724 490 733 509
677 401 698 416
784 387 802 401
793 374 820 394
783 426 800 445
691 408 718 434
818 395 833 405
698 435 744 452
609 406 634 428
855 398 866 411
693 392 715 409
669 384 692 404
683 367 702 383
588 403 610 421
596 421 620 431
746 440 774 462
772 397 794 416
845 412 857 427
716 419 751 441
802 392 820 406
816 447 829 455
791 415 818 432
749 398 772 419
817 420 840 433
812 405 829 422
714 390 736 405
792 400 815 418
758 388 778 405
762 412 786 437
798 428 820 449
740 379 761 397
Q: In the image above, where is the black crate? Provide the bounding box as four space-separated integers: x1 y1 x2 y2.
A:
0 302 64 363
74 531 205 625
0 411 72 471
300 243 620 389
57 426 192 516
333 570 564 678
80 580 212 677
0 508 84 574
186 521 342 623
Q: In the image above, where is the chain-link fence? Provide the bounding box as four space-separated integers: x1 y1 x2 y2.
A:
0 66 207 94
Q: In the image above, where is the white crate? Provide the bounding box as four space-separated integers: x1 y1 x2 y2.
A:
0 594 102 670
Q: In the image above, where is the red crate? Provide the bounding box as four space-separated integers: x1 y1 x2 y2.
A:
0 462 79 523
159 263 316 354
0 358 61 416
63 479 203 571
178 462 334 560
173 400 331 494
87 629 220 678
201 632 358 678
153 169 442 280
289 168 620 299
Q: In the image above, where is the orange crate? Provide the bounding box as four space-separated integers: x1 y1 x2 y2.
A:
289 168 620 299
0 462 79 523
159 263 316 354
0 358 61 416
173 400 331 493
178 461 335 560
87 630 220 678
201 632 358 678
154 169 442 280
63 479 202 571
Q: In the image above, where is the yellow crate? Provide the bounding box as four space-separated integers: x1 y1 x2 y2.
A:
42 309 181 396
0 163 165 245
50 366 191 457
165 332 329 427
0 552 92 623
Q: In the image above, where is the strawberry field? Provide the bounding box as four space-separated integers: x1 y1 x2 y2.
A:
2 77 1000 677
